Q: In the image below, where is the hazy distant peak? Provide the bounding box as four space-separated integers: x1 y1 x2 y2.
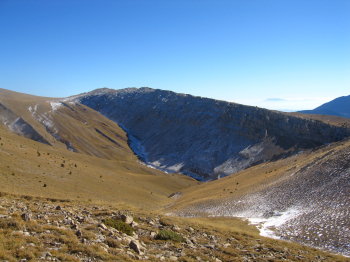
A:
299 94 350 118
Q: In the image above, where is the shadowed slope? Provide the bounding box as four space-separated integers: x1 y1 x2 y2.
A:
75 87 350 181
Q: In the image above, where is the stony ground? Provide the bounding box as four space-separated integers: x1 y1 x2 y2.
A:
0 194 348 262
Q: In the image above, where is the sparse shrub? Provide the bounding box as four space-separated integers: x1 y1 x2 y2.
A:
0 218 23 230
105 237 120 248
159 218 172 226
22 195 33 200
103 218 134 236
155 230 184 242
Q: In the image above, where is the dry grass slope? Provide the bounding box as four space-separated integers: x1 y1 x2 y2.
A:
0 124 196 210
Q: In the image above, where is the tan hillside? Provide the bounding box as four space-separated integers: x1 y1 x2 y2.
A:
0 122 196 210
0 88 137 159
0 88 199 209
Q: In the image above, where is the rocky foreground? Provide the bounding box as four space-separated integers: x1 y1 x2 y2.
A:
0 194 347 262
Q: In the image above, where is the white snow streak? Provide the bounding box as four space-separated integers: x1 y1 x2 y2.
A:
247 208 302 239
50 102 62 111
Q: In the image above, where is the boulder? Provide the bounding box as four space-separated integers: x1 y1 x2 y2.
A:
21 213 31 221
121 214 133 224
129 240 143 254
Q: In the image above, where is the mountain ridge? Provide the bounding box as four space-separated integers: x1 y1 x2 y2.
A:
75 87 350 180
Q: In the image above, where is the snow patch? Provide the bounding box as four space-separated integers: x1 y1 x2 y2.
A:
50 102 62 111
28 104 38 115
129 134 148 161
247 207 302 239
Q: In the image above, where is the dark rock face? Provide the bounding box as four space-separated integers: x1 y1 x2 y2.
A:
76 88 350 180
300 95 350 118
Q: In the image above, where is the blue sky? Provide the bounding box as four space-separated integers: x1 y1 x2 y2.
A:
0 0 349 111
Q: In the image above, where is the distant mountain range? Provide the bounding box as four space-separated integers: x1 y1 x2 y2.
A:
299 95 350 118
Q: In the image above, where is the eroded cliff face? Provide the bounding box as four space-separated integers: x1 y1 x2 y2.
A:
76 88 350 180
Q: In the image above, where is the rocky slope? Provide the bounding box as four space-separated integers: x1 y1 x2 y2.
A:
172 139 350 257
75 88 350 180
300 95 350 118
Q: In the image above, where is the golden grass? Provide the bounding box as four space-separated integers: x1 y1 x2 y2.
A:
0 124 196 210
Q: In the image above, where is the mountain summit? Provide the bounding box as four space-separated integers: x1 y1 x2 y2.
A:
74 88 350 180
300 95 350 118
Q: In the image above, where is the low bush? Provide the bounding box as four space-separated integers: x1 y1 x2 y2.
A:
103 218 134 236
155 229 184 242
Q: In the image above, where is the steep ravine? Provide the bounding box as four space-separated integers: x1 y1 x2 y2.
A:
75 88 350 181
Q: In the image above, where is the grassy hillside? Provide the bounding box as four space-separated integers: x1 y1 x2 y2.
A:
0 124 196 210
0 88 141 159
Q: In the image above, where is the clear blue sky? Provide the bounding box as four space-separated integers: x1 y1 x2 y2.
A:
0 0 349 111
